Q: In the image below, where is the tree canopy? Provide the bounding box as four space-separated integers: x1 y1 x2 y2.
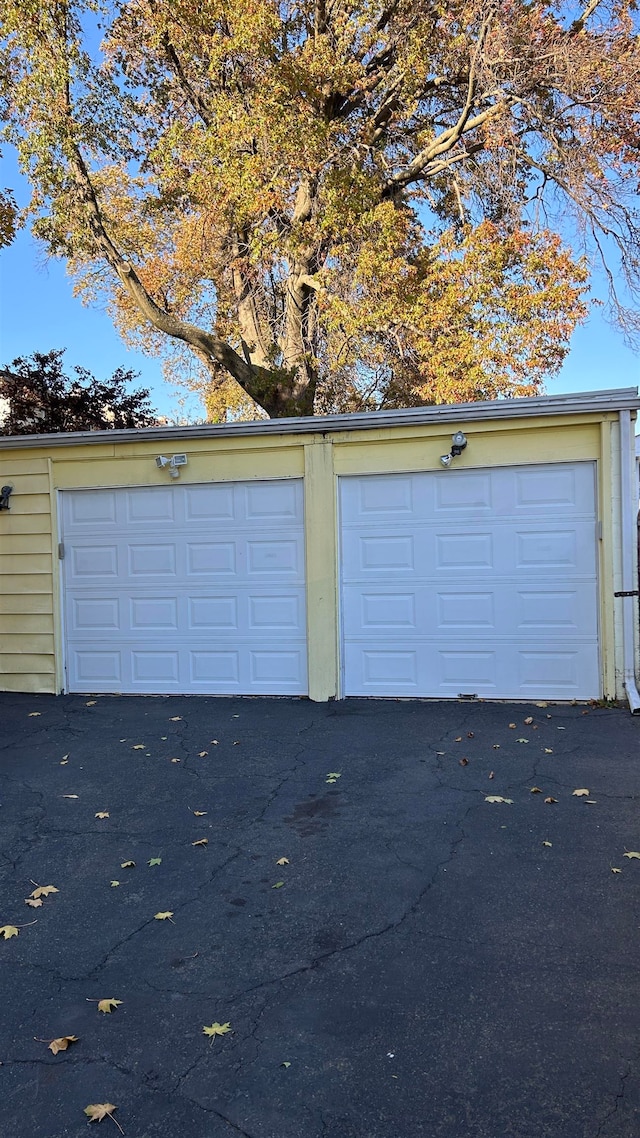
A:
1 0 639 418
0 350 158 434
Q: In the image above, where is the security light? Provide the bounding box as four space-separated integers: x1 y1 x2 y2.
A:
440 453 453 468
155 455 170 469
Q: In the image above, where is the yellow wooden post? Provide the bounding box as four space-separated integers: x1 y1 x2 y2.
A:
304 439 338 701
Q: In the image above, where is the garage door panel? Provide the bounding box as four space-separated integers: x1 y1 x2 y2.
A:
62 480 307 695
340 464 599 699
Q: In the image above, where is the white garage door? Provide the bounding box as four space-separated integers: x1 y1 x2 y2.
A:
340 463 600 700
61 480 307 694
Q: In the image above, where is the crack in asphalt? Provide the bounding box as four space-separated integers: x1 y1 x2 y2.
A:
593 1066 631 1138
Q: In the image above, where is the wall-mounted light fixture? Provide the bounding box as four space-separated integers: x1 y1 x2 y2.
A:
0 484 13 510
440 431 468 468
156 454 188 480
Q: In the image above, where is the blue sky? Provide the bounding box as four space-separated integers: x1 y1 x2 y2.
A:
1 152 638 421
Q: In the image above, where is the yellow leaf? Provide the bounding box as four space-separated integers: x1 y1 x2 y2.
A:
272 880 285 888
203 1022 232 1041
193 810 207 816
536 702 548 708
60 759 69 765
210 739 219 744
485 796 513 804
30 885 58 899
611 867 622 873
530 787 542 794
95 811 110 819
48 1035 78 1055
524 717 533 725
154 911 174 920
544 797 558 804
132 744 145 750
110 881 120 887
84 1103 122 1131
0 924 19 939
198 751 208 757
169 716 182 721
170 758 181 763
97 998 123 1014
623 852 640 860
508 723 516 729
28 712 41 717
148 857 162 866
62 794 79 799
516 738 529 743
542 841 553 847
86 700 96 706
120 860 135 868
572 789 590 797
544 748 553 754
276 857 289 866
25 897 43 907
192 838 208 847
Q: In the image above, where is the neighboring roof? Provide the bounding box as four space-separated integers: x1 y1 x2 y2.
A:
0 387 638 450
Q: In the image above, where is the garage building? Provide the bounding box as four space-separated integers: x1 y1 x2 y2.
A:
1 388 638 707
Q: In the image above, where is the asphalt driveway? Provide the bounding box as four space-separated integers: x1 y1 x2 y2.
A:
1 693 639 1138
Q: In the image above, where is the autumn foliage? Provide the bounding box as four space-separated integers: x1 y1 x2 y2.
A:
1 1 639 417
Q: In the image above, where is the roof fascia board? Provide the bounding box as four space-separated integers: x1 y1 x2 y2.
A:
0 388 638 451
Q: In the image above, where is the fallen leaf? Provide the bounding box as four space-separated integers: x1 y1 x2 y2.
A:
210 740 219 744
485 796 513 804
272 881 285 889
611 867 622 874
530 787 542 794
203 1022 232 1041
544 748 554 754
557 727 566 730
572 789 590 797
62 794 79 799
36 1035 79 1055
120 861 135 868
154 911 174 920
467 732 474 738
435 751 445 755
193 810 207 817
97 998 123 1014
60 759 69 765
623 852 640 860
192 838 208 847
532 725 539 730
28 712 41 717
585 799 597 804
516 738 529 743
492 744 501 749
95 811 110 819
459 757 469 766
60 754 69 762
170 758 181 763
233 741 240 745
198 751 208 757
110 881 120 888
281 1061 291 1068
508 723 516 729
454 736 462 742
160 736 167 740
25 897 43 908
148 858 162 866
132 745 145 750
326 772 341 782
536 702 548 708
488 771 495 780
232 714 240 718
542 841 553 847
544 797 558 804
169 716 182 721
276 857 289 866
30 885 58 899
84 1103 123 1132
0 925 19 939
86 700 97 706
524 717 533 725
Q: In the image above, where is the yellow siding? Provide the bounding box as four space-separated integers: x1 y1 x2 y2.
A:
0 459 55 694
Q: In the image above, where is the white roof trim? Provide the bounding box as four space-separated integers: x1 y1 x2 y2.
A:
0 387 637 449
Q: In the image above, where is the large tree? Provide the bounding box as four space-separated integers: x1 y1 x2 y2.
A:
0 350 158 434
1 1 638 418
